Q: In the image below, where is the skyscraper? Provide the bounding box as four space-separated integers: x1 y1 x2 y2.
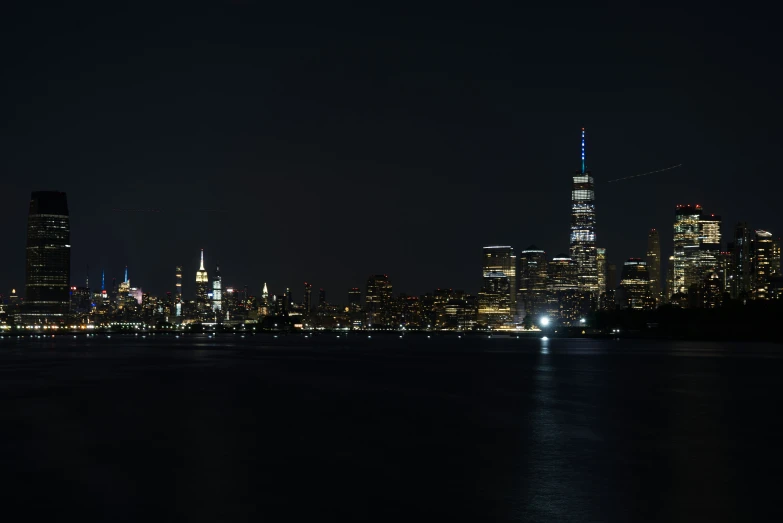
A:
195 249 209 308
730 222 752 300
175 265 183 317
617 259 653 310
596 247 607 301
365 275 393 327
646 229 661 305
569 128 598 299
319 288 326 307
303 282 313 314
212 264 222 311
672 204 702 296
478 246 516 327
175 265 183 302
546 254 581 324
752 230 774 300
348 288 362 311
517 246 547 320
22 191 71 324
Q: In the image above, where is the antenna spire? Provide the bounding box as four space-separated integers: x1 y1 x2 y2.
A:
124 266 128 283
200 249 205 271
581 127 586 174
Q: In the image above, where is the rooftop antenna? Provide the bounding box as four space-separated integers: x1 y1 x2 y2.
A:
581 127 586 174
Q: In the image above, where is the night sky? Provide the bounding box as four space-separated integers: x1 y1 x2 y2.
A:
1 6 780 300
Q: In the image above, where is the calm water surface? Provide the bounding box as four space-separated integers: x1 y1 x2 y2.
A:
0 334 781 522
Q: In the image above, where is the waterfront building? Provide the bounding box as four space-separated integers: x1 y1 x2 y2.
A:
569 128 599 299
22 191 71 324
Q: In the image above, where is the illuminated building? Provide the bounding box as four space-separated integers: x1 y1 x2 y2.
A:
617 259 654 310
517 246 548 320
596 247 607 304
398 295 423 329
701 271 723 309
195 249 209 308
303 282 313 314
22 191 71 324
175 265 183 316
646 230 661 306
672 204 702 296
665 257 675 302
752 230 775 300
212 264 222 311
365 274 393 327
478 272 511 328
569 128 599 299
730 223 753 299
695 213 722 292
606 262 617 310
478 246 516 328
348 287 362 311
546 255 583 325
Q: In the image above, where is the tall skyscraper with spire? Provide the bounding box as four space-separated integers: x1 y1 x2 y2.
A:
569 128 599 299
195 249 209 308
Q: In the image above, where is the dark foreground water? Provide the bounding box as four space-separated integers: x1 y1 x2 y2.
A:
1 334 782 522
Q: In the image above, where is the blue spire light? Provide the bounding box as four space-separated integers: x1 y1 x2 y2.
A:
581 128 585 174
101 270 105 291
124 266 128 283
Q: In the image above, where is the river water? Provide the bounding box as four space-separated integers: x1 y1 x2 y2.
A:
0 334 781 522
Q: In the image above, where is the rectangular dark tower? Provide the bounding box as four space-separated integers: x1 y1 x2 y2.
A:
23 191 71 324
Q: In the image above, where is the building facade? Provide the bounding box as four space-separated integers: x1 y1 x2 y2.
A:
195 249 209 309
478 246 516 328
517 246 547 321
617 258 654 310
22 191 71 324
646 229 661 306
569 129 599 300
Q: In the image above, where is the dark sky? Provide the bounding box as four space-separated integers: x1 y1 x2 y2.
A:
1 6 780 301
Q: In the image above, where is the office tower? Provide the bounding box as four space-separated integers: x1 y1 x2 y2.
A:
569 128 599 299
195 249 209 308
22 191 71 324
517 246 548 320
262 283 269 300
303 282 313 314
478 246 516 328
672 204 703 296
546 255 581 325
701 271 723 309
607 263 617 292
696 213 722 291
212 265 222 311
751 230 775 300
730 223 752 299
175 265 183 302
319 288 326 307
596 247 607 299
646 230 661 306
617 258 653 310
285 287 292 308
773 237 781 276
348 287 362 311
365 275 393 327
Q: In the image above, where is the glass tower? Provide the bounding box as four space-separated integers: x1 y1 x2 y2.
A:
672 204 702 295
646 230 661 306
569 129 598 298
478 246 516 327
23 191 71 324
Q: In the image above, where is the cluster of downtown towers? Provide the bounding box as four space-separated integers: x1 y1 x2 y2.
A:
7 133 782 330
